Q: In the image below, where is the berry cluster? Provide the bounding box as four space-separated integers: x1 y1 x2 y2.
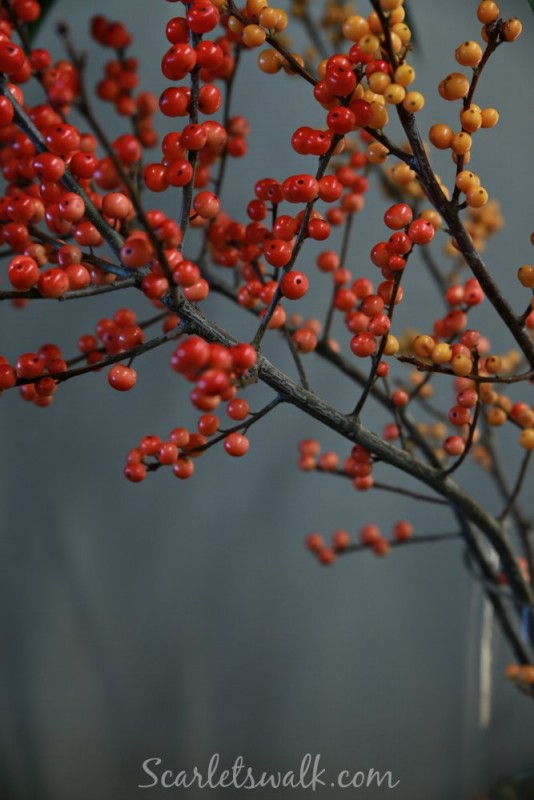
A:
305 518 414 566
0 0 533 692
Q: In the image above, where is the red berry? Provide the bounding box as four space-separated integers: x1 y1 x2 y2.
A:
8 255 39 290
280 271 309 300
37 268 69 298
186 1 219 34
384 203 413 230
393 521 413 541
108 364 137 391
224 432 250 457
408 219 435 245
0 41 25 74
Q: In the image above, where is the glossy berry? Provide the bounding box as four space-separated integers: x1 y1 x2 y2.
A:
108 364 137 391
384 203 413 230
280 271 309 300
224 432 250 457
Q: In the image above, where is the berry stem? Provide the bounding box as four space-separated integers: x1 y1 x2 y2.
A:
498 450 532 524
321 211 354 345
0 276 138 302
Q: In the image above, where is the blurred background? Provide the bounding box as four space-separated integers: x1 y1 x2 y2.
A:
1 1 534 798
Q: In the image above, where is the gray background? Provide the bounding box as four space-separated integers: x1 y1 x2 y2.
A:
0 1 533 798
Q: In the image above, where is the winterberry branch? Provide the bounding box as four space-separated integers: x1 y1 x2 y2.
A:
339 531 461 555
173 295 534 616
452 21 502 203
397 355 534 385
15 324 185 387
281 325 311 390
0 276 138 302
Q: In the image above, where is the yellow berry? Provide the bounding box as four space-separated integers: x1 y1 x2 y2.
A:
460 106 483 133
368 101 389 128
451 353 473 376
412 334 435 358
358 33 381 55
455 40 483 67
403 91 425 112
384 83 406 105
242 24 267 47
342 15 369 41
484 355 501 374
389 32 403 53
442 72 470 101
455 170 480 192
432 343 453 364
246 0 268 20
228 15 245 35
384 335 400 356
466 186 488 208
390 162 416 186
391 23 411 45
368 71 391 94
451 131 472 155
367 11 383 36
420 209 442 229
259 7 280 28
394 63 415 87
366 142 389 164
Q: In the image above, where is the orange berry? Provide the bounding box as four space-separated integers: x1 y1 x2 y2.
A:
502 18 522 42
455 170 480 192
442 72 470 101
429 123 454 149
242 24 267 47
257 49 282 74
480 107 499 128
455 40 483 67
466 186 488 208
519 429 534 450
451 131 472 155
403 91 425 112
342 15 369 41
477 1 500 24
460 106 482 133
518 265 534 288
